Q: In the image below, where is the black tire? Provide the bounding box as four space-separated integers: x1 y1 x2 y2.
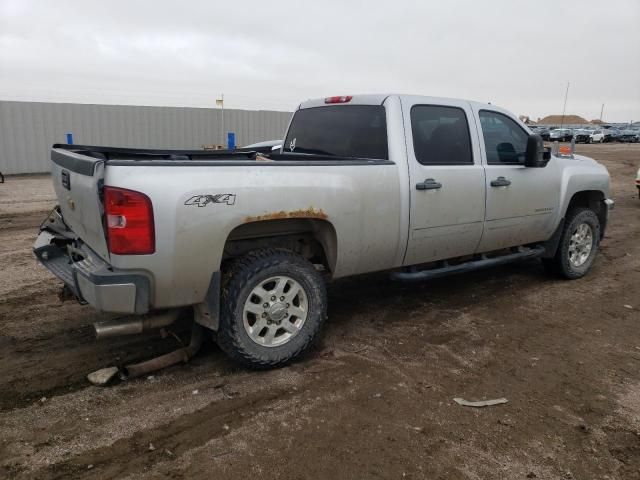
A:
542 208 600 279
586 137 591 144
217 248 327 369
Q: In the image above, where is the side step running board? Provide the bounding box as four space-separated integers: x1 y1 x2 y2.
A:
390 246 546 283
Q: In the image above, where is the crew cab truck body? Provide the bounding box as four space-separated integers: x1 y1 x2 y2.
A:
35 94 614 368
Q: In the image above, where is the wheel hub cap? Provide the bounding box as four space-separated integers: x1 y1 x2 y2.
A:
568 223 593 268
243 276 308 347
268 302 287 321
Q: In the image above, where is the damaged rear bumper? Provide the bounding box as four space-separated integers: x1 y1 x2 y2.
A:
33 209 150 314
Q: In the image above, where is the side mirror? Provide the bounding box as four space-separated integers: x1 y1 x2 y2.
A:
524 134 550 167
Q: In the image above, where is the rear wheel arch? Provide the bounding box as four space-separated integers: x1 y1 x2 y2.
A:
221 218 338 276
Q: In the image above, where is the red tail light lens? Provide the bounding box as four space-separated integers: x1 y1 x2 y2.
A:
324 95 352 104
104 186 155 255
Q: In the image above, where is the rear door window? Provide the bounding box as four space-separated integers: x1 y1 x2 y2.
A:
283 105 388 160
410 105 473 165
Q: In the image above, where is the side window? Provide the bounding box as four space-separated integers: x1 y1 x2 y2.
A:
410 105 473 165
479 110 529 165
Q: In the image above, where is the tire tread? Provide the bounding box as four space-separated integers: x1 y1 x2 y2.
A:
217 248 327 369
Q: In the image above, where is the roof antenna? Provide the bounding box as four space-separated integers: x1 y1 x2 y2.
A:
560 82 570 128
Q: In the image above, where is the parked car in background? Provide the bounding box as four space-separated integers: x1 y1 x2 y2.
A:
241 140 282 152
604 128 622 142
534 127 551 141
549 128 573 142
574 128 594 144
590 130 605 143
619 129 639 143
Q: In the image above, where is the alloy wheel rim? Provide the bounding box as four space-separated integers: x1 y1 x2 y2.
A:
568 223 593 268
243 276 308 347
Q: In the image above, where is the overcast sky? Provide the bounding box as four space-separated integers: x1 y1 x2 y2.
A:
1 0 638 122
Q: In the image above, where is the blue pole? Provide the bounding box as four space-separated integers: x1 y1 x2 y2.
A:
66 133 73 145
227 132 236 150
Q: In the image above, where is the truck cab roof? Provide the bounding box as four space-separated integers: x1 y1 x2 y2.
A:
298 94 497 113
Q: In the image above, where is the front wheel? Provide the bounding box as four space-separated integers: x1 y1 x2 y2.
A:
542 208 600 279
217 249 327 369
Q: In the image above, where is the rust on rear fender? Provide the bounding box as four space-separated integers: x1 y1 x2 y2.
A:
243 207 328 223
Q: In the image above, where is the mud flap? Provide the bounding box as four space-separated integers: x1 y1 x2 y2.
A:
541 218 565 258
194 271 221 331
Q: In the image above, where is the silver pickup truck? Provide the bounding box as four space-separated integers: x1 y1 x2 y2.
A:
35 94 614 369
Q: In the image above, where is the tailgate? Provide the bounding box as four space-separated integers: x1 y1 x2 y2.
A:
51 147 110 261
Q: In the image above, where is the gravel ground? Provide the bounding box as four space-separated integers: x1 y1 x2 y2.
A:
0 144 639 480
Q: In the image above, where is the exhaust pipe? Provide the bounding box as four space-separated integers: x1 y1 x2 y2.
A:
93 310 180 339
120 323 204 379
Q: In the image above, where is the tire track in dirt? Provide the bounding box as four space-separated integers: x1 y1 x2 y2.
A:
37 387 293 480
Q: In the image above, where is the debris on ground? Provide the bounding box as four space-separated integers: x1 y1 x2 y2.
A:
87 367 119 386
453 397 508 408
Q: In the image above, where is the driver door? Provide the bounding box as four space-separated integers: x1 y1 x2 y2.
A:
474 108 561 252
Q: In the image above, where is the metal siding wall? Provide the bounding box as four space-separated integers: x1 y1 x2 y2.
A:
0 101 292 174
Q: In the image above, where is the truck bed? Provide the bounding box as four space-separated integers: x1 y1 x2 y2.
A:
52 144 392 172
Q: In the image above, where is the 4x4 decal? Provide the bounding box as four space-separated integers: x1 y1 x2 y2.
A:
184 194 236 207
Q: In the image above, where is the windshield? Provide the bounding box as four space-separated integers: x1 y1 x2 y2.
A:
283 105 388 160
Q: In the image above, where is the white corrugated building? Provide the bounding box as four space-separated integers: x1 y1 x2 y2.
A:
0 101 292 175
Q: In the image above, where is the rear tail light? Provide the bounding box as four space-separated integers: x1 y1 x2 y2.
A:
104 186 155 255
324 95 352 104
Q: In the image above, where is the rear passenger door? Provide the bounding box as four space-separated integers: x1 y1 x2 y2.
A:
403 98 486 265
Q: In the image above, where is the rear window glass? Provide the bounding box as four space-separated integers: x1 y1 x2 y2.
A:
283 105 388 160
410 105 473 165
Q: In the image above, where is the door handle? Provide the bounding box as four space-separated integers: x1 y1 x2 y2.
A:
490 176 511 187
416 178 442 190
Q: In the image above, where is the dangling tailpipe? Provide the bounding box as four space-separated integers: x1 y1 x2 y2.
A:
90 309 204 381
120 322 204 379
93 310 181 339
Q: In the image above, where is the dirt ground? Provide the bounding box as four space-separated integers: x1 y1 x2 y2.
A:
1 144 639 480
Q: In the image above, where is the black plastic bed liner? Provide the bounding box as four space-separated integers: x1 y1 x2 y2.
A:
52 144 394 166
52 143 263 161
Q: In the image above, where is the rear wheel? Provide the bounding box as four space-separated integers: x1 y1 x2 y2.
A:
542 208 600 279
217 249 327 369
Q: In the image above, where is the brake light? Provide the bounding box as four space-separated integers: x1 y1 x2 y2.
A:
104 186 155 255
324 95 352 104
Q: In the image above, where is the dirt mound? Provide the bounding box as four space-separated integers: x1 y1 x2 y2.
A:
537 114 590 125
